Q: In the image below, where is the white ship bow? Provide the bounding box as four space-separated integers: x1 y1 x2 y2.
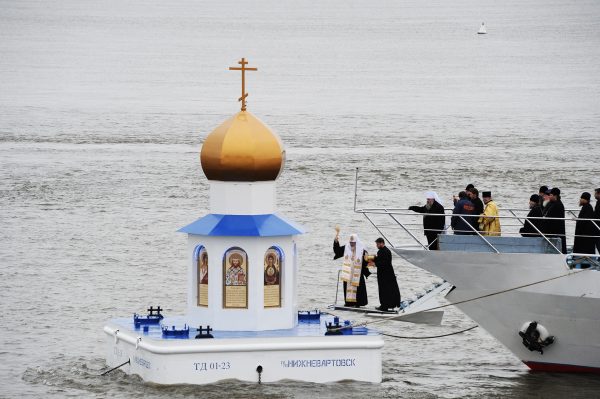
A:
393 246 600 373
357 204 600 374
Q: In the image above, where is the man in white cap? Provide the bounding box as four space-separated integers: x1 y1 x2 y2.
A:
409 191 446 250
333 231 370 307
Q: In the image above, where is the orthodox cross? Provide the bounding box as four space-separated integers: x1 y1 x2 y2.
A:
229 57 257 111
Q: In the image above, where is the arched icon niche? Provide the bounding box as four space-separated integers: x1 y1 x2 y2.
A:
223 247 248 309
264 246 283 308
194 245 208 307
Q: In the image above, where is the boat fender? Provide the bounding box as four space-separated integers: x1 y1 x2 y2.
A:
136 336 142 350
518 321 555 354
114 329 119 344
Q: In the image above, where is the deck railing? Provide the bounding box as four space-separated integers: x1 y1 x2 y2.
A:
356 206 600 268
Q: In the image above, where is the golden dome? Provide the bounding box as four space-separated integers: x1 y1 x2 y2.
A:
200 111 285 181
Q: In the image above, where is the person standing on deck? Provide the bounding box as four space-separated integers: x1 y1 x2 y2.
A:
371 238 401 311
573 192 597 254
409 191 446 250
451 191 477 235
520 194 544 237
468 187 484 232
541 188 552 213
333 229 370 307
538 186 549 209
479 191 501 236
542 187 567 254
454 183 475 205
468 188 484 218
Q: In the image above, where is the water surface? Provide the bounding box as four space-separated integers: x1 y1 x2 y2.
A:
1 0 599 397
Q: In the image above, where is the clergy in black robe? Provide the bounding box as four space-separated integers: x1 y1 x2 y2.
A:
409 192 446 249
573 192 596 254
333 236 370 307
520 194 544 237
542 188 567 254
373 238 400 311
538 185 549 209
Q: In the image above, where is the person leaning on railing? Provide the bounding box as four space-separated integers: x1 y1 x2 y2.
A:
409 192 446 250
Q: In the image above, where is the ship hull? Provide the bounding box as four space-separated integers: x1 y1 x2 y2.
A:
393 249 600 373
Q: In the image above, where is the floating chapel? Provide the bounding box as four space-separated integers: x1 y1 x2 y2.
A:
103 58 383 384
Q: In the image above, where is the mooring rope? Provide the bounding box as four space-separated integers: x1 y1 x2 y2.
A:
324 309 478 339
101 359 130 376
379 325 478 340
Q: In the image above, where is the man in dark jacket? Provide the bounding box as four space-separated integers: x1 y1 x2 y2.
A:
409 192 446 250
468 187 484 217
372 238 401 311
520 194 544 237
451 191 477 235
542 187 567 253
574 192 597 254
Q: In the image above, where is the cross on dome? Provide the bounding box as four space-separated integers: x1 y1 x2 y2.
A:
200 59 285 182
229 57 257 111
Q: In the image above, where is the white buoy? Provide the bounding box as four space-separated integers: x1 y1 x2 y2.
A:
478 22 487 34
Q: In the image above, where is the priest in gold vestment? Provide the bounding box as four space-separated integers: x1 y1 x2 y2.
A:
333 232 370 307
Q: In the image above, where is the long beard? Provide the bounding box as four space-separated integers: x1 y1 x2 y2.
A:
543 200 549 207
425 203 432 210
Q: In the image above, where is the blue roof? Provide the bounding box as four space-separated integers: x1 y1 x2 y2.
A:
178 213 305 237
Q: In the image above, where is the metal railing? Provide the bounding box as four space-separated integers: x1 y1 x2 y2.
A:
350 168 599 267
355 206 600 268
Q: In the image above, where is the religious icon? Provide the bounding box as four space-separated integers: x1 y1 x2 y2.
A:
196 246 209 307
225 252 247 286
264 252 280 285
199 250 209 284
264 247 282 308
223 248 248 308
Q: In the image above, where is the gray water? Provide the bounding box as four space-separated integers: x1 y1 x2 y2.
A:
1 0 599 397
